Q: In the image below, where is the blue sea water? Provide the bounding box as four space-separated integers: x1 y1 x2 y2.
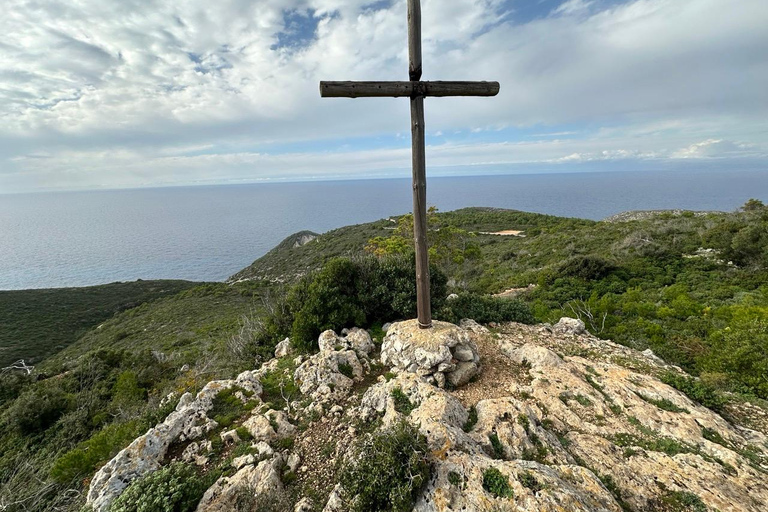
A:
1 169 767 290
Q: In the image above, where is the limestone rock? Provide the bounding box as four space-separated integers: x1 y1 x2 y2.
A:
553 316 586 335
195 456 284 512
294 497 314 512
243 410 296 443
381 320 480 388
86 374 262 512
294 338 366 401
318 328 375 359
445 361 479 388
275 337 293 358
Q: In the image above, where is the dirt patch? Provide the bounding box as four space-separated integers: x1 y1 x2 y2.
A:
478 229 525 236
450 332 532 408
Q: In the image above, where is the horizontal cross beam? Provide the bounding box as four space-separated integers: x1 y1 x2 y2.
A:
320 81 500 98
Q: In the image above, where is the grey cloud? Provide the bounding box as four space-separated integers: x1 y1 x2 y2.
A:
0 0 766 192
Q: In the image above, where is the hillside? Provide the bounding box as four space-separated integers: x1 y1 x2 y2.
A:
0 280 198 367
1 202 767 512
84 319 768 512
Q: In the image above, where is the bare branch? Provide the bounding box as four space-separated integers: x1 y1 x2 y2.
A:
1 360 34 375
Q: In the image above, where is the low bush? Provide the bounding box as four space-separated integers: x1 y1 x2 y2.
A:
338 419 431 512
51 420 142 484
109 462 211 512
437 294 535 325
4 385 73 435
482 467 513 498
557 255 616 281
391 387 415 416
256 256 448 352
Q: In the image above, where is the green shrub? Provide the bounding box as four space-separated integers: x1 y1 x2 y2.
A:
112 371 147 405
463 406 478 432
260 358 299 409
51 420 142 483
488 433 505 459
251 256 448 353
338 361 355 379
437 294 535 325
557 255 616 281
702 318 768 399
109 462 211 512
4 385 73 435
338 419 431 512
482 467 513 498
635 393 689 413
660 373 726 410
518 471 542 492
209 387 251 428
290 259 366 351
391 387 415 416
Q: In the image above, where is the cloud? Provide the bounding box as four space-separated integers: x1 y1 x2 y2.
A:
672 139 759 159
0 0 767 192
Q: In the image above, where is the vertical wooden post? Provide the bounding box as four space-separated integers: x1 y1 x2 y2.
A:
408 0 431 328
407 0 422 81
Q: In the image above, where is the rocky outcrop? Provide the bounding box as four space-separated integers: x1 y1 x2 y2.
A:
381 320 480 388
196 455 284 512
88 318 768 512
86 371 262 512
293 329 372 402
349 320 768 512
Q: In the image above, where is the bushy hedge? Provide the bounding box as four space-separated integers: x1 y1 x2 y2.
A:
338 420 431 512
437 293 535 325
4 384 73 435
257 255 448 352
109 462 211 512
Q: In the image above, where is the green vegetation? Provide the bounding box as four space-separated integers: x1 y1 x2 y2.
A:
260 357 300 410
488 433 505 459
438 293 534 325
518 471 542 493
391 387 415 416
647 485 708 512
660 373 726 411
338 420 431 512
635 393 689 414
448 471 462 487
482 467 513 499
463 405 478 432
0 280 196 366
3 201 768 510
0 282 262 511
252 255 447 353
209 387 254 428
109 462 212 512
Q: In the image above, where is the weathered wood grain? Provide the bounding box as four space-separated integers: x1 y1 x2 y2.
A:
319 81 500 98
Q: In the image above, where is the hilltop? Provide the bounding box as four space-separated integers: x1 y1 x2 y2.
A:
1 202 767 512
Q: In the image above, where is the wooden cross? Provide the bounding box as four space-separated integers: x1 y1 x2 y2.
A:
320 0 499 329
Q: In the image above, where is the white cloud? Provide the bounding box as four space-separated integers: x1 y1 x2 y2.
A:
0 0 767 192
671 139 758 159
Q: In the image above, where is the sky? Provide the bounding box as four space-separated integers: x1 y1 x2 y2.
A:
1 0 766 193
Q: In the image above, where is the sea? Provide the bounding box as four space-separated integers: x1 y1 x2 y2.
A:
2 168 767 291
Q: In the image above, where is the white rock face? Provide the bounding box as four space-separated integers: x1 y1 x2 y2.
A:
195 455 284 512
381 320 480 388
318 328 375 359
275 337 293 358
350 322 768 512
243 410 296 443
294 329 373 402
86 371 262 512
553 316 586 335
